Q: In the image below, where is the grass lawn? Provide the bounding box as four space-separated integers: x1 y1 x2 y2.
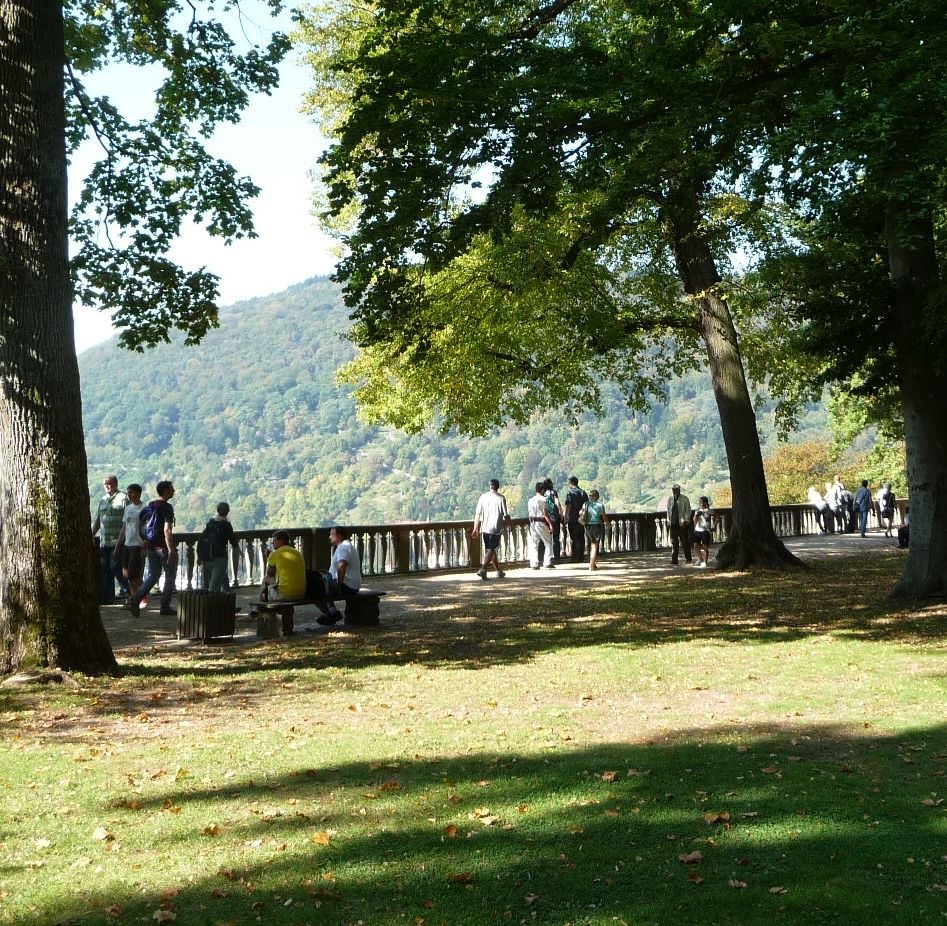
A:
2 551 946 925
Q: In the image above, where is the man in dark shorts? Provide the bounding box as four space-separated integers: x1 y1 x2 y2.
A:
472 479 513 579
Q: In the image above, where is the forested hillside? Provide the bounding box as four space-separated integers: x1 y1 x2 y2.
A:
80 277 828 530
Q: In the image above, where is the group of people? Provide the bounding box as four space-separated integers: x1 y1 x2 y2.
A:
91 476 180 616
472 476 612 576
806 478 902 540
92 474 362 622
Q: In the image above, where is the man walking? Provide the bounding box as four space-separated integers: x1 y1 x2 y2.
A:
854 479 873 537
472 479 513 579
564 476 589 562
138 480 179 616
528 482 554 569
666 483 693 566
116 483 147 615
91 474 129 603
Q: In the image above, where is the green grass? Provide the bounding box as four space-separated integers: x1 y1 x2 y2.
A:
2 551 946 925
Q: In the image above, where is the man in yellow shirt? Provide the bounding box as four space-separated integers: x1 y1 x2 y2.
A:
260 530 306 602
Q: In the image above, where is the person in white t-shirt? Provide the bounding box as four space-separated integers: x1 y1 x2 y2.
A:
317 526 363 626
115 483 147 615
472 479 513 579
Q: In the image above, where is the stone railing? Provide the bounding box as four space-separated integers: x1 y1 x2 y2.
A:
168 501 905 591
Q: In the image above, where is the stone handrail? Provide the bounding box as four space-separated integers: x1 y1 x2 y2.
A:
168 501 906 591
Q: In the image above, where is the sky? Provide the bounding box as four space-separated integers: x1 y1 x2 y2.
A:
71 34 337 354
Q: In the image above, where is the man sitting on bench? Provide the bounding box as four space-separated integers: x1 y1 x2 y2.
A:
260 530 306 606
317 526 362 626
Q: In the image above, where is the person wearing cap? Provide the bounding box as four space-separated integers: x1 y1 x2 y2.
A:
666 483 693 566
259 530 306 603
201 501 239 592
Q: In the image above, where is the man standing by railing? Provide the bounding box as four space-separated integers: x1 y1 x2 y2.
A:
564 476 589 563
667 483 693 566
472 479 513 579
139 480 178 616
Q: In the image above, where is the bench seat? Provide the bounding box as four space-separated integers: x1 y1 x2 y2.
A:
255 589 386 637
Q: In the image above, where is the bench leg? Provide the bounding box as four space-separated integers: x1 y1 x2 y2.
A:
256 605 295 638
344 596 379 627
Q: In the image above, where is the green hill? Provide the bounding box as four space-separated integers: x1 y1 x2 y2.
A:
79 276 828 530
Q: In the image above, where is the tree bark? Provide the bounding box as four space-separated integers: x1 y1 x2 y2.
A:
886 201 947 600
667 193 802 570
0 1 117 673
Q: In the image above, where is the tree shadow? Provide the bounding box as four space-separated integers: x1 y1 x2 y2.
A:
9 725 947 925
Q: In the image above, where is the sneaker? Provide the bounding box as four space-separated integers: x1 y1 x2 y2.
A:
127 600 140 616
159 607 177 617
545 564 556 569
317 610 341 627
496 570 506 578
698 562 707 569
477 568 488 580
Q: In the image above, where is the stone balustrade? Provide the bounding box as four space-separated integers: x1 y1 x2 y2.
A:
168 501 905 592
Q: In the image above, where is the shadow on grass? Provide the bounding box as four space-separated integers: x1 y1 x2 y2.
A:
11 725 947 926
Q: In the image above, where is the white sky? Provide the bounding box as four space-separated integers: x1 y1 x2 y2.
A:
71 37 337 354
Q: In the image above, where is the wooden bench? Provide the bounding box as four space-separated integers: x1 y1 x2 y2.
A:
255 588 386 638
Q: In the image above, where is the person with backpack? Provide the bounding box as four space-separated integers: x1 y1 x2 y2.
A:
583 489 611 570
138 480 178 616
564 476 590 562
199 501 239 592
542 478 564 562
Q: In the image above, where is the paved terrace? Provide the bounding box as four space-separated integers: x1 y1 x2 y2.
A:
102 531 902 654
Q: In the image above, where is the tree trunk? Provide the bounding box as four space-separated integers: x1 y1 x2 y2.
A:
886 201 947 600
0 1 117 673
667 195 802 570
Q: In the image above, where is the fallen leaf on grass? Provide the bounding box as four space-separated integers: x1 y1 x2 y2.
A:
761 765 781 776
379 779 401 792
104 904 123 916
447 872 473 884
311 832 332 846
728 880 747 889
688 872 704 885
600 771 619 782
152 910 176 922
445 824 459 838
703 811 731 826
769 886 788 895
678 851 704 865
92 827 114 842
921 799 944 807
202 825 220 836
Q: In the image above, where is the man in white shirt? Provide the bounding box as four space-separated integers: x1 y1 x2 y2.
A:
115 483 146 615
317 526 362 626
527 482 554 569
472 479 513 579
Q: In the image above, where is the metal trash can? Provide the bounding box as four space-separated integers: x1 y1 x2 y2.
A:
177 590 236 641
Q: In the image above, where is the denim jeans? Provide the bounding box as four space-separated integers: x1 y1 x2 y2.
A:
98 544 129 603
207 556 230 592
140 547 176 609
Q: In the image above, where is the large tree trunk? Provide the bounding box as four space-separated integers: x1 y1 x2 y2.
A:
886 201 947 600
668 195 801 570
0 1 117 673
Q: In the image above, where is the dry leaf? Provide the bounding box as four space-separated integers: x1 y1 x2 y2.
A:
447 872 473 884
445 824 459 838
92 827 114 842
769 885 788 895
202 825 220 836
311 832 331 846
152 911 176 923
678 851 704 865
688 872 704 885
600 771 618 783
728 880 747 889
703 811 731 825
379 779 401 792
